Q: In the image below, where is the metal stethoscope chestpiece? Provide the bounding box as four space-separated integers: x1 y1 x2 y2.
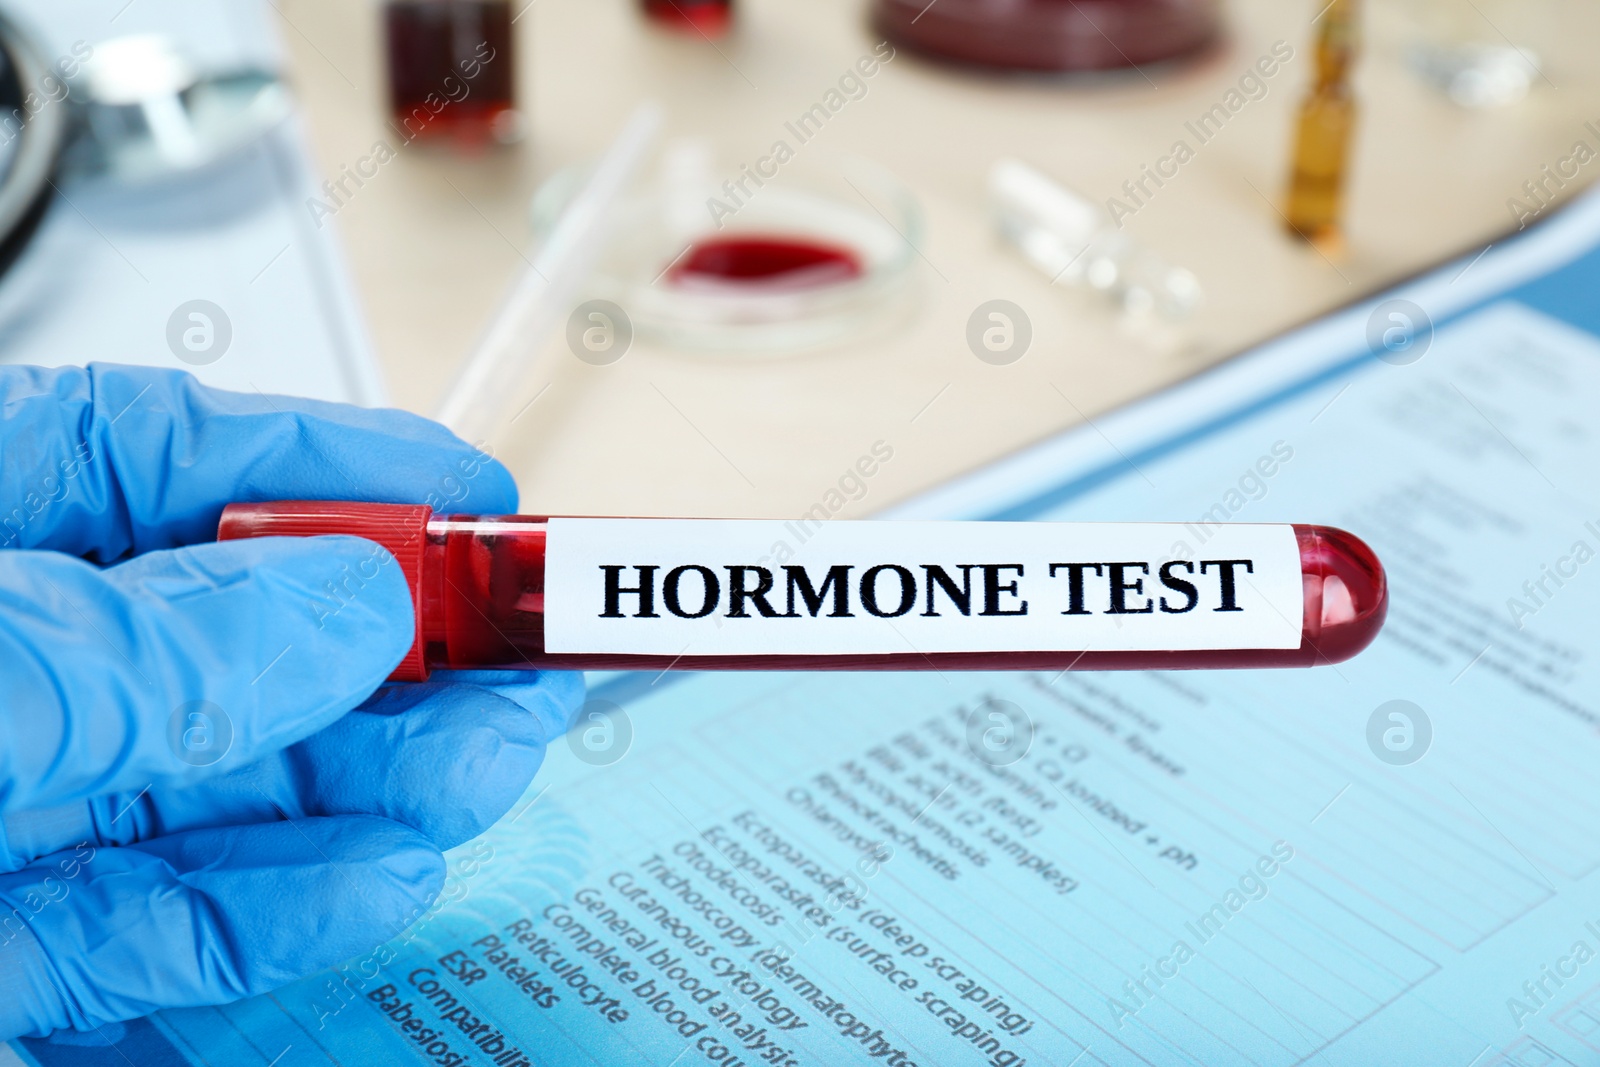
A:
0 14 291 275
64 33 291 182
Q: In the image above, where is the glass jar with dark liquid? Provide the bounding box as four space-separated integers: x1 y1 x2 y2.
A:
384 0 520 146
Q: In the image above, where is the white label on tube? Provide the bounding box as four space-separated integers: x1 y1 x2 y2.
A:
542 519 1305 657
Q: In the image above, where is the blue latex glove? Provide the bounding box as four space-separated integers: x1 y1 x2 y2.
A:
0 363 584 1040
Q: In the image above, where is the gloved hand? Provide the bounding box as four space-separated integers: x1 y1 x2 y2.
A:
0 363 584 1040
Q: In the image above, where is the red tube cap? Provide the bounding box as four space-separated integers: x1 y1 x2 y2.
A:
218 501 435 681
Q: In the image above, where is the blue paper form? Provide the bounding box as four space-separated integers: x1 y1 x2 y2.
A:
15 197 1600 1067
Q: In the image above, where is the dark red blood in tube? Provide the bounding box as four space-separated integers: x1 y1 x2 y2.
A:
640 0 733 37
217 503 1387 682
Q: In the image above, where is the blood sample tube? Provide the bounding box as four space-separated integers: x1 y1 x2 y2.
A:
218 502 1387 681
639 0 734 38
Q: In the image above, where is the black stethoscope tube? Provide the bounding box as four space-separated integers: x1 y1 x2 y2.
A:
0 11 68 281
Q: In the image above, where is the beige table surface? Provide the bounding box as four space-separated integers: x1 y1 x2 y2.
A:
273 0 1597 518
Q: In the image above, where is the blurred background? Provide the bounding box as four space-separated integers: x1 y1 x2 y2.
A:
0 0 1594 518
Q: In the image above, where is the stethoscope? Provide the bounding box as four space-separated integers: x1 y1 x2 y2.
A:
0 10 291 279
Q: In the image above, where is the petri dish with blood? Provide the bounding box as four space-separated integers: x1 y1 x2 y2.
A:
872 0 1222 75
528 144 922 354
